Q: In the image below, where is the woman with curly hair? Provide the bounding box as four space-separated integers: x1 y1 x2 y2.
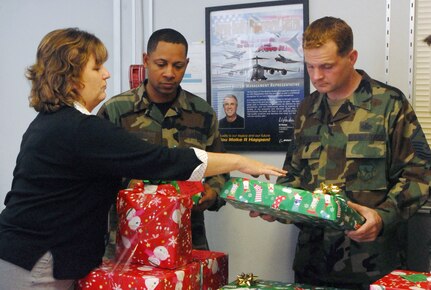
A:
0 28 285 289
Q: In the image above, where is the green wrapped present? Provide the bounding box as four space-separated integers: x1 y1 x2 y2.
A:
220 177 365 230
220 273 343 289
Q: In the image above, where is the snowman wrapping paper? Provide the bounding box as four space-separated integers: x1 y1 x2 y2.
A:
220 177 365 231
192 250 229 290
76 258 201 290
370 270 431 290
115 181 201 269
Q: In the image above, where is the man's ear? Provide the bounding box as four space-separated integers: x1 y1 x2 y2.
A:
349 49 358 65
143 53 149 68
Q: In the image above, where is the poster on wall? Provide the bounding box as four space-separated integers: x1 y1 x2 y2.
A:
205 0 309 151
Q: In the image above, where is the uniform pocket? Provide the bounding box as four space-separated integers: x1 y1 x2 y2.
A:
345 138 387 192
179 129 207 149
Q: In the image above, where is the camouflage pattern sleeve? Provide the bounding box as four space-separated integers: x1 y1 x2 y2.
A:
375 92 431 232
96 103 109 121
276 138 301 189
96 88 138 127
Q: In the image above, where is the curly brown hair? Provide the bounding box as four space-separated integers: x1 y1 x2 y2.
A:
26 28 108 113
303 17 353 57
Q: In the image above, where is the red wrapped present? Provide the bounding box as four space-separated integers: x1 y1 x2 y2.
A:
370 270 431 289
76 259 200 290
116 182 195 269
192 250 228 290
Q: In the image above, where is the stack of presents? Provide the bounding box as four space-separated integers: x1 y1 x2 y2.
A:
76 177 431 289
76 180 228 289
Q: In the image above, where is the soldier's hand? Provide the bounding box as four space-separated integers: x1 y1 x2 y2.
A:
249 210 277 222
345 201 383 242
193 183 217 212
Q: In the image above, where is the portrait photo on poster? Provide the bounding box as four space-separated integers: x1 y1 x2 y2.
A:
217 92 245 129
206 0 309 151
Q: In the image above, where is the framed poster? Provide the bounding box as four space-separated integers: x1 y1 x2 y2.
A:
205 0 309 151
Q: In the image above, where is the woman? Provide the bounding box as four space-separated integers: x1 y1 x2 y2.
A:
0 28 285 289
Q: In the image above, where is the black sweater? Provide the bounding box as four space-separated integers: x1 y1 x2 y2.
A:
0 106 201 279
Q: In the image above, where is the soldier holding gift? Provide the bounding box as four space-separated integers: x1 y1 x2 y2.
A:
251 17 431 289
98 28 228 254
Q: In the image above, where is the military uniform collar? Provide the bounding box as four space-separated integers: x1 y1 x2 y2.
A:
132 79 193 117
310 69 373 116
349 69 373 111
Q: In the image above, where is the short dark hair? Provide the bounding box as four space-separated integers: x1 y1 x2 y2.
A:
303 16 353 57
424 35 431 46
27 28 108 113
147 28 188 55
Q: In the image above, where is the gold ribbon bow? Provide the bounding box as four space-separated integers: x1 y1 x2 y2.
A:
316 183 341 195
235 272 258 287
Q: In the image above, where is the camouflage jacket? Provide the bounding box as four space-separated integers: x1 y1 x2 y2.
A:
277 70 431 285
98 81 228 252
98 81 228 205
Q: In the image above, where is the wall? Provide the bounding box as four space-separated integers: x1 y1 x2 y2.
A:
0 0 411 284
0 0 115 209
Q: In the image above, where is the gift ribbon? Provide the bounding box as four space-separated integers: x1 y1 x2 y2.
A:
135 180 204 197
314 183 341 195
235 273 258 287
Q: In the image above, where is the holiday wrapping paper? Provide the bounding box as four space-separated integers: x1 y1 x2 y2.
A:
220 178 365 231
76 259 200 290
128 180 204 206
116 181 199 269
192 249 228 290
220 279 340 289
370 270 431 289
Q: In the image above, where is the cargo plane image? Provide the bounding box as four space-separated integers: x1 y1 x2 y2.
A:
226 56 299 81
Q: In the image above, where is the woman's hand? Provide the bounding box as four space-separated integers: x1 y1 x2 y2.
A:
237 155 287 179
205 152 287 179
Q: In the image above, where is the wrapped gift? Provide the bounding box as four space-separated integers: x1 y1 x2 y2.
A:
220 178 365 230
116 181 197 269
76 259 200 290
370 270 431 289
129 180 204 206
220 274 339 289
192 249 228 289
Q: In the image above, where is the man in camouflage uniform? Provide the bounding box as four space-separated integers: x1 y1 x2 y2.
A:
253 17 431 289
98 28 228 256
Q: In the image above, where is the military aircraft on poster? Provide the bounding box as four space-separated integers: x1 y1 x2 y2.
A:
215 62 237 69
284 32 302 57
223 50 246 60
226 56 299 81
217 37 237 47
274 54 302 64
